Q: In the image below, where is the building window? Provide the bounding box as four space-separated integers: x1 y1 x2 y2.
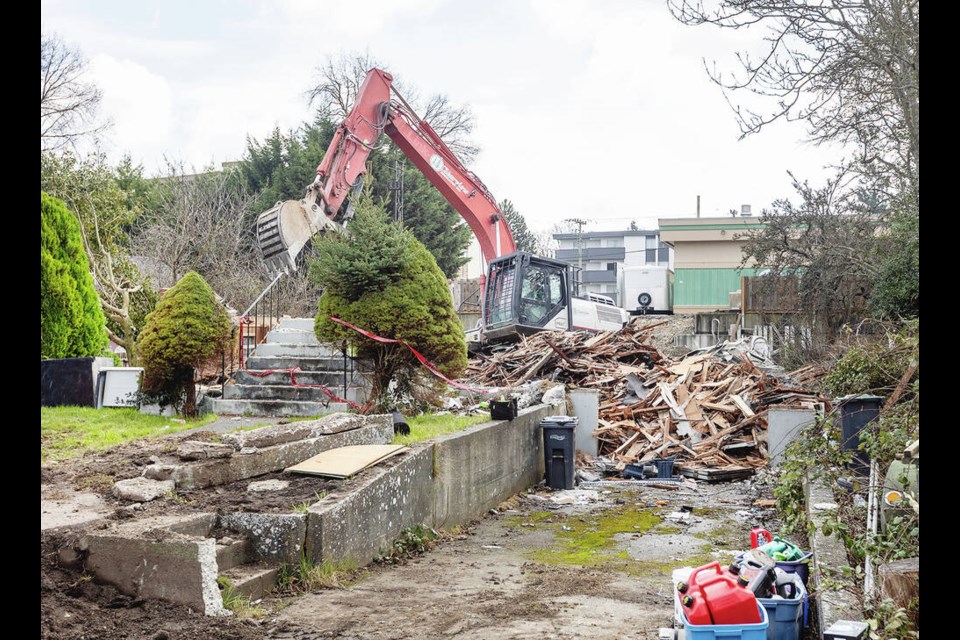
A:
603 237 624 248
606 262 616 271
645 248 656 263
658 246 670 264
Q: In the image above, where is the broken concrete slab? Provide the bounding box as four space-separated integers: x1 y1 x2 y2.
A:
247 479 290 492
146 415 393 490
113 477 175 502
176 440 234 461
80 514 228 616
221 412 377 449
40 487 111 530
142 464 178 481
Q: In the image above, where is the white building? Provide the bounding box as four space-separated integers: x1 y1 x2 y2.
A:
552 229 673 310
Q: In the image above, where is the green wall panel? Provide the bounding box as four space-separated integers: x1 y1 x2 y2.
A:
674 268 760 307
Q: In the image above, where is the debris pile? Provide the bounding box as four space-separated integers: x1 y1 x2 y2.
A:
465 322 826 478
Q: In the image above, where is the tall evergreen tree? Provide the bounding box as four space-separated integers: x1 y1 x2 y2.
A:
311 196 466 407
499 199 539 254
40 192 107 358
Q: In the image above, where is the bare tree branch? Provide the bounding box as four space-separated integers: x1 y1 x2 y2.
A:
306 52 480 162
669 0 918 188
41 33 110 148
133 162 266 312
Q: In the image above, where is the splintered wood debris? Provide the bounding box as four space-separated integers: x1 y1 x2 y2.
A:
465 322 827 473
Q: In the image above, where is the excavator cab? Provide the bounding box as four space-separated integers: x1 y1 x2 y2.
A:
482 252 572 343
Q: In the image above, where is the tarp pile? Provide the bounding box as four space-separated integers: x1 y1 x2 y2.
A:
465 321 825 476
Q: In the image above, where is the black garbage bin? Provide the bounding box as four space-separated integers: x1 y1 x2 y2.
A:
541 416 577 490
837 394 883 476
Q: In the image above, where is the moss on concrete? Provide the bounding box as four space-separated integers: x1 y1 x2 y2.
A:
526 503 662 569
518 500 746 581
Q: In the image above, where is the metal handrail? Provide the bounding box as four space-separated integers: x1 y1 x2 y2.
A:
239 272 286 366
241 272 284 318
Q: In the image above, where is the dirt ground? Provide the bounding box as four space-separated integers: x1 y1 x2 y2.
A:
269 482 773 640
42 459 780 640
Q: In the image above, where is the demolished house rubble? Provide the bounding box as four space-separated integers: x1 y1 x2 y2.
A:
465 320 827 479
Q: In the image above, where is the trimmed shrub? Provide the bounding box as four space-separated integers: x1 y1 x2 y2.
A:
138 271 232 416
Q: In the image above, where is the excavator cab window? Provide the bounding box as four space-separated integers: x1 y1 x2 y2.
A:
518 263 565 326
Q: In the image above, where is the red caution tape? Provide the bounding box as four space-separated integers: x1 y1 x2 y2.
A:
237 316 370 412
329 316 487 393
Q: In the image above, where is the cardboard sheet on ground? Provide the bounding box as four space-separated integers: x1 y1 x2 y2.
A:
286 444 407 478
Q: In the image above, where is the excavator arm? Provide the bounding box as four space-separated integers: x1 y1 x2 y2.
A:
256 68 514 274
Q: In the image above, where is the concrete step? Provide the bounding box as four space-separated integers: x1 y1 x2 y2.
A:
264 329 319 345
246 356 354 372
224 383 362 403
232 369 355 387
276 317 315 331
208 398 350 417
219 565 280 601
216 538 252 572
254 343 342 358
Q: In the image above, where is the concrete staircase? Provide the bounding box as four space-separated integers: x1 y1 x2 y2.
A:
208 317 367 417
215 536 280 602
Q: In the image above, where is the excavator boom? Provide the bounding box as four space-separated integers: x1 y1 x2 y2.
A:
255 67 628 346
256 68 514 274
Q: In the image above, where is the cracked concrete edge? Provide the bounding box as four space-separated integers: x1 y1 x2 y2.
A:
805 469 864 635
147 417 393 490
198 538 230 617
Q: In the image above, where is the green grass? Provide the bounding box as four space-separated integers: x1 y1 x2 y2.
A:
218 577 267 619
40 406 217 463
392 413 489 445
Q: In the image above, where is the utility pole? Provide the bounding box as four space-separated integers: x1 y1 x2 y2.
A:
565 217 588 294
389 159 404 227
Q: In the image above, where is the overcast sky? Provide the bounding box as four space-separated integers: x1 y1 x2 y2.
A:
41 0 844 233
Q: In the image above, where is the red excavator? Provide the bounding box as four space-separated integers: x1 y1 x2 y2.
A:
256 68 628 346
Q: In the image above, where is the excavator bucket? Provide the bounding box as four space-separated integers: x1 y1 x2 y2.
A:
256 198 343 274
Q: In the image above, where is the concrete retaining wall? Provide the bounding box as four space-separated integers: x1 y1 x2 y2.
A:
307 446 436 566
306 404 551 566
432 407 546 528
218 513 306 564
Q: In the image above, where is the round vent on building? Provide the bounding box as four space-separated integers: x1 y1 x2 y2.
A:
638 292 653 307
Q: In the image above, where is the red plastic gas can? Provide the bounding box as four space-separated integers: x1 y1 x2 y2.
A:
751 527 772 548
677 562 725 624
699 573 763 624
677 561 762 625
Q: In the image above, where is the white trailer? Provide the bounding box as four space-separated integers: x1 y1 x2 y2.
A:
618 265 674 315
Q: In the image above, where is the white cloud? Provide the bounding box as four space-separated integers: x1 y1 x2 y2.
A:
45 0 845 232
88 54 174 167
